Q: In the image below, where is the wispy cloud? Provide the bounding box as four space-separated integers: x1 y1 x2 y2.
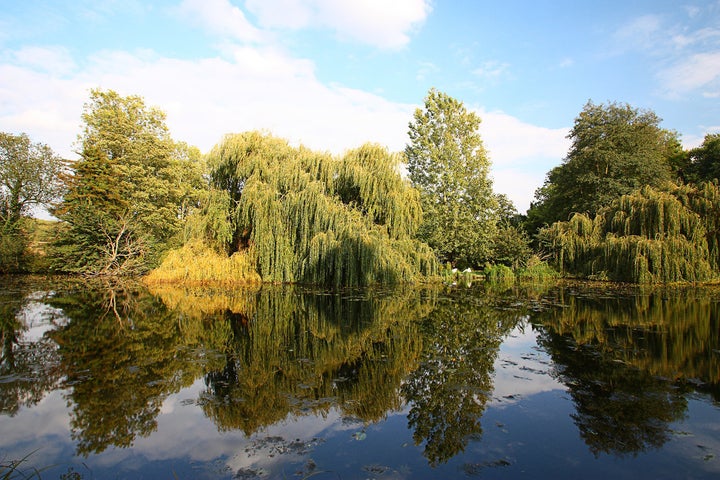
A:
0 43 415 158
415 61 438 82
177 0 265 43
11 45 77 75
611 7 720 99
612 14 663 53
245 0 432 50
658 52 720 98
475 108 570 211
472 60 510 81
558 57 574 68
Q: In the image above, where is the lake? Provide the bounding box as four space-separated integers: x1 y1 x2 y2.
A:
1 276 719 479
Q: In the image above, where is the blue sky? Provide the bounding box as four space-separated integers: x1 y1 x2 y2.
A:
2 0 720 213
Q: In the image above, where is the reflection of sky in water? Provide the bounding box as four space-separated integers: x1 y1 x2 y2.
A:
16 296 67 342
2 293 720 479
490 321 565 407
0 389 71 459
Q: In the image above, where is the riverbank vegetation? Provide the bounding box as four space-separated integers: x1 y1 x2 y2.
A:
1 89 719 285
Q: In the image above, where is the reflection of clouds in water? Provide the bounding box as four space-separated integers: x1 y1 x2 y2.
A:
661 399 720 476
16 297 68 342
490 323 565 407
0 390 71 461
130 379 343 474
223 408 341 473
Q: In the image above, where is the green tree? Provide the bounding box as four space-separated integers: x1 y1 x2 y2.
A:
540 182 720 283
533 290 703 456
47 280 201 455
0 132 65 271
684 133 720 184
0 132 65 227
527 101 680 232
490 194 531 269
405 88 498 268
53 89 205 275
169 131 436 286
402 289 519 465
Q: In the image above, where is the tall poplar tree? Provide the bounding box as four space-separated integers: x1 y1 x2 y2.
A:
405 88 497 268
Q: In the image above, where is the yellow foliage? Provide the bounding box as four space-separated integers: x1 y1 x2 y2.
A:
144 240 261 286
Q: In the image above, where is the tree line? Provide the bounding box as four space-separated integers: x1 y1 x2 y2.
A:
1 88 719 284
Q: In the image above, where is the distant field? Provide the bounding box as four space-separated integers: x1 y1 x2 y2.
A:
26 218 60 272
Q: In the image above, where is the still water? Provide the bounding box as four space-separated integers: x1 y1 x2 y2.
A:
1 277 719 479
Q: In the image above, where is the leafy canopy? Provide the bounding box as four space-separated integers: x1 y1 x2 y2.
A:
53 89 205 275
0 132 65 272
0 132 65 227
683 133 720 184
190 131 437 286
527 101 680 231
540 182 720 283
405 88 497 268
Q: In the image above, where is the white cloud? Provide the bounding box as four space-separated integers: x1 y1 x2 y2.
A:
612 14 663 53
558 57 574 68
0 44 414 159
475 109 569 212
415 60 438 81
245 0 431 49
244 0 313 29
682 125 720 149
472 60 510 81
685 5 701 19
611 10 720 99
658 52 720 97
478 109 568 166
11 45 76 75
177 0 264 43
0 42 569 212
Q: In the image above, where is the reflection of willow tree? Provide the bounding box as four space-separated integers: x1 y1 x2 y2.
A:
402 288 520 466
533 286 720 456
48 280 204 456
0 278 63 415
149 284 433 435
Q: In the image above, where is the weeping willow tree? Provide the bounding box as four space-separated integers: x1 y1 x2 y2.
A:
159 131 437 286
540 182 720 283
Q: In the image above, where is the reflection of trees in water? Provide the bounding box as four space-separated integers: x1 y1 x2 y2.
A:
192 285 433 435
0 277 63 416
165 283 528 464
2 279 531 465
402 288 521 466
534 286 720 457
48 279 203 456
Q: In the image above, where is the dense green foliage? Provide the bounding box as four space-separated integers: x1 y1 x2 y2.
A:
682 133 720 184
405 88 498 268
190 131 437 285
53 89 205 275
490 193 532 269
527 101 681 232
5 87 719 286
0 132 65 225
0 132 65 272
540 182 720 283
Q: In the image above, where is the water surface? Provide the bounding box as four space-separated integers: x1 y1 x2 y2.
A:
1 277 719 478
